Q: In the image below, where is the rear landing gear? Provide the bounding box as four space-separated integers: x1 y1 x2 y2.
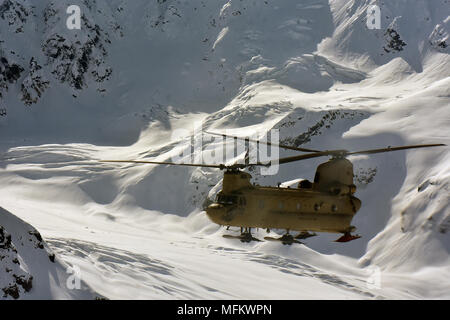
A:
264 230 304 245
223 227 262 242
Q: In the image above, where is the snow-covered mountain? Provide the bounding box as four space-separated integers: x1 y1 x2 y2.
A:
0 207 97 299
0 0 449 299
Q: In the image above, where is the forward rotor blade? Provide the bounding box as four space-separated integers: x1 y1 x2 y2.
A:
100 159 227 169
347 143 446 156
204 131 321 153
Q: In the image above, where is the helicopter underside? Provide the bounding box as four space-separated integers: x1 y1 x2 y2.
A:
207 205 356 234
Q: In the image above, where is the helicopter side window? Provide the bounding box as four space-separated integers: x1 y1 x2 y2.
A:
216 194 238 205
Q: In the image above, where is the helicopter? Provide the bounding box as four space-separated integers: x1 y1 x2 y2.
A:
102 131 445 245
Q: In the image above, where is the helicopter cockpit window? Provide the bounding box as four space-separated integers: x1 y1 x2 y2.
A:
216 194 238 205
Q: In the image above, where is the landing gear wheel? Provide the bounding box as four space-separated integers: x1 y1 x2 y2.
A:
240 232 253 243
264 234 303 245
280 234 295 245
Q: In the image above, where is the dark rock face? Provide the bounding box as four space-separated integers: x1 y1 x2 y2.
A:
41 4 113 91
0 56 24 98
0 225 33 299
42 28 111 90
1 0 115 109
0 0 31 33
28 230 45 249
0 223 57 299
429 24 449 53
0 226 15 251
281 110 367 147
383 28 407 53
21 58 50 105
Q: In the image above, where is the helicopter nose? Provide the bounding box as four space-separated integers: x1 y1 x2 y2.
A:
205 203 225 224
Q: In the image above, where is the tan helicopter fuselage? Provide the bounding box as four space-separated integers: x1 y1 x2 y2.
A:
206 158 361 234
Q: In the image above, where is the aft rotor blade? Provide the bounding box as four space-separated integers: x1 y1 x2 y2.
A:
204 131 321 153
258 143 447 166
249 150 347 167
347 143 446 156
271 150 348 165
100 159 227 169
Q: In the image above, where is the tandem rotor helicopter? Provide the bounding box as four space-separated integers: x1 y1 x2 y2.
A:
102 131 445 245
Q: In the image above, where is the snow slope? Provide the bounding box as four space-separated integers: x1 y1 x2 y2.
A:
0 207 97 299
0 0 449 299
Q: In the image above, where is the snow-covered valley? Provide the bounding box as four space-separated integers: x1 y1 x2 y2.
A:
1 0 449 299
